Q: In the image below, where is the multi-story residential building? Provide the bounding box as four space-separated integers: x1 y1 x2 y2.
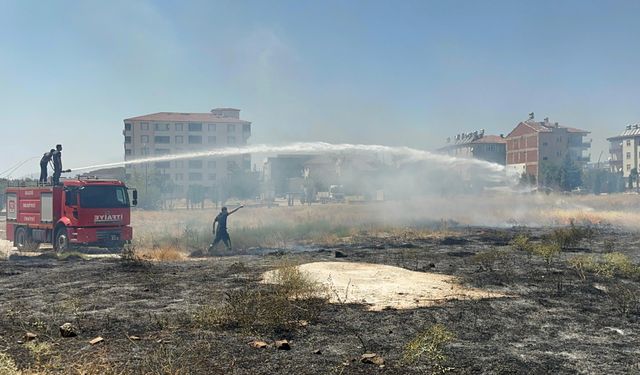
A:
437 130 507 165
123 108 252 199
505 116 590 181
607 124 640 176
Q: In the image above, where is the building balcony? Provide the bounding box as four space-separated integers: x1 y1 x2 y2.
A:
569 142 591 149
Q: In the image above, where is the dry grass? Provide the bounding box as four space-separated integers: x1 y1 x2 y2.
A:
0 240 12 260
403 323 455 373
136 245 188 261
126 194 640 255
196 261 327 334
0 352 19 375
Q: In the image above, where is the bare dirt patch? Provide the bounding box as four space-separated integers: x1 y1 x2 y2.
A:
264 261 506 310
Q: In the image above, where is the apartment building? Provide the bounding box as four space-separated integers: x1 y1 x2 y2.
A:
438 130 507 165
505 116 590 181
607 124 640 176
123 108 251 198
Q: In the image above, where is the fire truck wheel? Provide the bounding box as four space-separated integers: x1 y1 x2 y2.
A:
54 227 70 253
15 227 40 252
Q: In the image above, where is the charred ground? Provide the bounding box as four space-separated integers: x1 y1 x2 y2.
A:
0 225 639 374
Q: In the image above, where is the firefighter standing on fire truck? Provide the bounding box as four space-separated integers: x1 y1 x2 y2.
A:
52 144 63 185
39 149 55 185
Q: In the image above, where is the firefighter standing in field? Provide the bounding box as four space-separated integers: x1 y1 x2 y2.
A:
208 205 244 253
52 144 63 185
39 149 55 185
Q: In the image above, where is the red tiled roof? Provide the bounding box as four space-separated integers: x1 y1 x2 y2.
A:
124 112 250 123
519 120 588 134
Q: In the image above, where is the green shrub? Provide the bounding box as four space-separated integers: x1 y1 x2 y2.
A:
510 234 533 253
547 222 586 249
601 252 638 279
403 324 455 373
568 254 597 280
533 243 561 269
471 247 510 272
567 252 639 280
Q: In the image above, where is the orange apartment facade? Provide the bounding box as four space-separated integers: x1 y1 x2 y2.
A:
506 117 590 182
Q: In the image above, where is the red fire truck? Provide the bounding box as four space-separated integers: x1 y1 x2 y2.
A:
5 179 137 252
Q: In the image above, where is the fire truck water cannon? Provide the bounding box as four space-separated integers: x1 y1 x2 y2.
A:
5 178 137 253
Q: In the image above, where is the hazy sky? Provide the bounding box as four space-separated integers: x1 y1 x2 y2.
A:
1 0 638 177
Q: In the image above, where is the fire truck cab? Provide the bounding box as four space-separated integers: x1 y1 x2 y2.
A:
5 179 137 252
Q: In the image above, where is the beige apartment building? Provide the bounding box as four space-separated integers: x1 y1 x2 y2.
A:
607 124 640 176
123 108 252 199
437 130 507 165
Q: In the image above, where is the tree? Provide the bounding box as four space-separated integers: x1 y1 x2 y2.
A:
629 168 638 191
187 184 207 209
226 162 259 200
125 167 175 210
540 157 583 192
559 155 583 191
540 161 561 189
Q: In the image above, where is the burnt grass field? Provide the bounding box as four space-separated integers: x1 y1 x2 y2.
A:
0 225 639 374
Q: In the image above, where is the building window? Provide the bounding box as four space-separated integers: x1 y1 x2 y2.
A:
627 152 631 159
189 172 203 181
154 123 170 131
141 122 149 130
125 149 132 156
627 140 632 146
141 135 149 144
542 156 548 160
627 164 631 171
227 124 236 132
208 174 216 181
208 160 216 168
175 173 183 181
175 135 183 144
175 123 183 131
155 161 171 169
175 160 184 168
208 136 216 144
141 147 149 156
124 123 132 131
188 123 202 131
228 136 236 144
154 136 170 144
542 142 548 146
154 148 170 155
188 135 202 144
208 124 216 131
188 160 203 169
124 136 132 144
